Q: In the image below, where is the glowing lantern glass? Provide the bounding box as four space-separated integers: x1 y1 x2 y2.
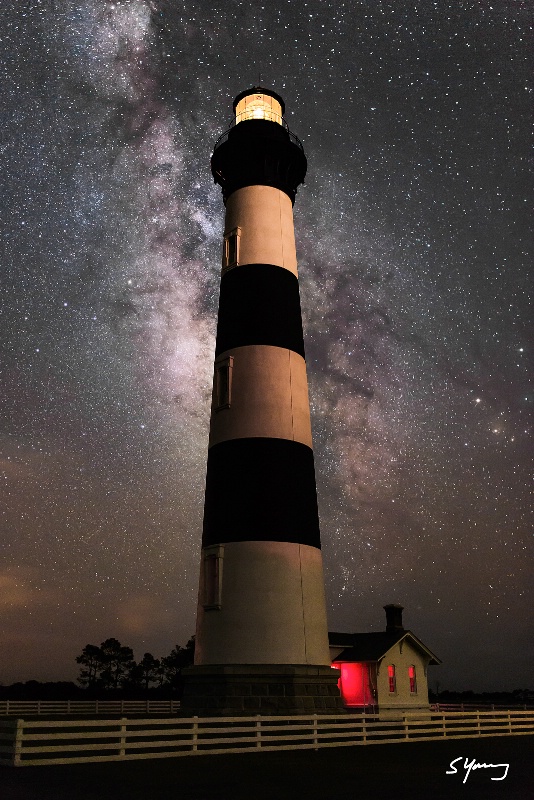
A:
235 92 283 125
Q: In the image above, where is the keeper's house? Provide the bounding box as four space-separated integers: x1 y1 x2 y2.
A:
329 605 441 714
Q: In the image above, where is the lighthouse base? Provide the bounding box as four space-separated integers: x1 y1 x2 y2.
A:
181 664 344 716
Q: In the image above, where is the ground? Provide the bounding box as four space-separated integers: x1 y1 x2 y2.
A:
1 735 532 800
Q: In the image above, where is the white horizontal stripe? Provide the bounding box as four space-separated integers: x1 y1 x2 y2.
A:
223 185 298 277
209 345 313 448
195 541 330 666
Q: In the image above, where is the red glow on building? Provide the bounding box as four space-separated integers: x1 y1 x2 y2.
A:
331 662 374 707
388 664 396 693
409 665 417 693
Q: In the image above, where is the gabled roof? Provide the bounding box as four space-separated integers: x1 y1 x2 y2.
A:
329 630 441 665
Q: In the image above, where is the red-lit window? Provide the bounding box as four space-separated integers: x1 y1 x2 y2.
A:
388 665 396 693
409 665 417 693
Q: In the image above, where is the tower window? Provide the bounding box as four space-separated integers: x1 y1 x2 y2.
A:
408 665 417 693
214 355 233 410
387 665 396 693
222 227 240 271
201 545 224 609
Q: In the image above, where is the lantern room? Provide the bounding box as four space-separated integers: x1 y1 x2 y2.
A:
233 88 285 126
212 87 306 205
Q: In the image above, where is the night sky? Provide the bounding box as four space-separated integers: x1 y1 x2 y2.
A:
2 1 532 693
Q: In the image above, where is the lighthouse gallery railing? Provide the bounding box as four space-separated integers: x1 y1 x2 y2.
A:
213 117 304 152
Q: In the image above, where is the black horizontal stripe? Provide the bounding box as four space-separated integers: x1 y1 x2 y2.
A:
215 264 305 358
202 438 321 549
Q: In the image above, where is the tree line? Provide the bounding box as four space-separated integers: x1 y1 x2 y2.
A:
75 636 195 695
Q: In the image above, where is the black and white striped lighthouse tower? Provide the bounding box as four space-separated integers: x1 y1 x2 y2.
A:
182 88 342 715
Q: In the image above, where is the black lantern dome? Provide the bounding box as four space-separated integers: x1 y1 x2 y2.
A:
211 88 306 205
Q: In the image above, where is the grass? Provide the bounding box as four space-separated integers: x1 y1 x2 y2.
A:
1 735 532 800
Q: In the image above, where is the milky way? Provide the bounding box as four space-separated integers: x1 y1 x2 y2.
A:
1 0 532 691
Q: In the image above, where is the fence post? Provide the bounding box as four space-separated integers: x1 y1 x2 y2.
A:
119 717 127 757
192 716 198 752
256 715 262 749
404 715 409 740
508 713 512 734
6 700 9 717
476 711 481 736
37 701 41 716
313 713 318 749
95 699 99 715
362 715 367 744
442 713 446 737
12 719 23 766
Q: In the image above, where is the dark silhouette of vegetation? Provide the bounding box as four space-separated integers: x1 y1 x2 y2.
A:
0 637 197 701
428 688 534 704
99 638 135 690
72 636 195 698
0 681 85 700
129 653 162 691
76 644 105 689
160 641 196 692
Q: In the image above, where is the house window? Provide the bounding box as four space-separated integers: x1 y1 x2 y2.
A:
214 356 233 410
201 545 224 609
409 665 417 693
388 665 396 693
222 227 240 270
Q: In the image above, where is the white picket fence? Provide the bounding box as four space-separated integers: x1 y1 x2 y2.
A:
0 699 180 716
2 700 529 718
430 702 532 712
1 710 533 767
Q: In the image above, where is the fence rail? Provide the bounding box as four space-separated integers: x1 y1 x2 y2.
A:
430 702 532 712
1 710 533 767
0 700 180 717
2 700 529 718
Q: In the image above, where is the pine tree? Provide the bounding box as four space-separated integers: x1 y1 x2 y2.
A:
75 644 104 688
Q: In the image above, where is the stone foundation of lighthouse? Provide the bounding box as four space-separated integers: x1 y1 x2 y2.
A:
181 88 343 715
182 664 342 716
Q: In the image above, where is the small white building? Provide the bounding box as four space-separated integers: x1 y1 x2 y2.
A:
329 605 441 713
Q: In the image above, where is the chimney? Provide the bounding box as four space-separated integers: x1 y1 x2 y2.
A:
384 604 404 633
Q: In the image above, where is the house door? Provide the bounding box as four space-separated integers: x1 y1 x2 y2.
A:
333 662 374 707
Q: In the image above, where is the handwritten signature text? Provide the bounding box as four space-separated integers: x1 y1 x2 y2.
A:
446 756 509 783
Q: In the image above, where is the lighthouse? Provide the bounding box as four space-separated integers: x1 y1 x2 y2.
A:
182 88 342 715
